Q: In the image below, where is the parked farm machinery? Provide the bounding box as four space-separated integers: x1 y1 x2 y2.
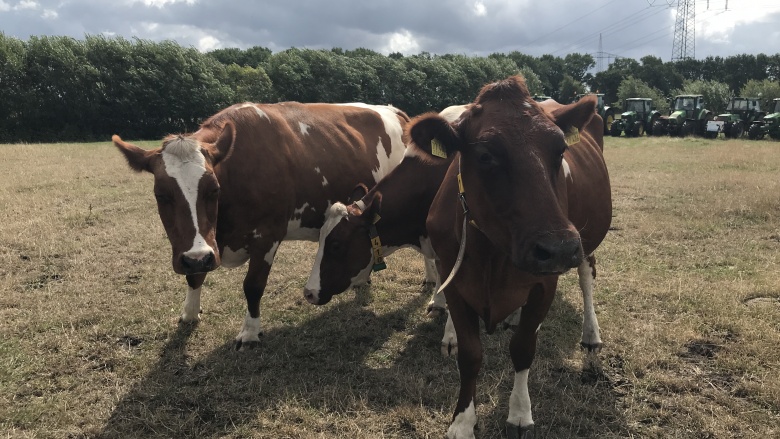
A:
748 98 780 140
705 97 763 138
610 98 661 137
651 95 713 137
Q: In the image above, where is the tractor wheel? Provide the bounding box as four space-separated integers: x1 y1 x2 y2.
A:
770 130 780 140
604 110 615 135
652 120 666 136
730 121 744 138
681 120 695 137
748 124 764 140
632 121 644 137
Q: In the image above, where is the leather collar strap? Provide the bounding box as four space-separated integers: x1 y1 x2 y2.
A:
436 157 469 295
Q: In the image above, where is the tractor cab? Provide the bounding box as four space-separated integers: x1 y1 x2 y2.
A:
673 95 705 120
624 98 653 116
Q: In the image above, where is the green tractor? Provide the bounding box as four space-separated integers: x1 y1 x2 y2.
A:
748 98 780 140
652 94 713 137
578 93 616 135
610 98 662 137
705 97 763 139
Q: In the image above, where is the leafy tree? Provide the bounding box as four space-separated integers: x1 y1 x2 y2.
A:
680 79 731 113
224 64 274 103
557 74 586 104
637 56 683 97
740 79 780 110
616 76 669 114
0 33 27 141
518 66 543 96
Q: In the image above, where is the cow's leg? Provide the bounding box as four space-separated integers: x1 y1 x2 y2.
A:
234 240 281 351
181 273 207 323
426 258 446 318
441 311 458 357
445 292 481 439
506 282 556 439
578 254 602 352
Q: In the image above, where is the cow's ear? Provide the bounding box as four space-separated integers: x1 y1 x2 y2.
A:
348 183 369 204
407 113 463 160
204 121 236 165
112 135 157 173
550 95 597 139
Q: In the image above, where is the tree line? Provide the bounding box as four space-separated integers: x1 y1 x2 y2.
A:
1 33 779 142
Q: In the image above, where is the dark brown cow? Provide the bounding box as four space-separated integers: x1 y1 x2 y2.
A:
113 102 408 349
407 76 611 438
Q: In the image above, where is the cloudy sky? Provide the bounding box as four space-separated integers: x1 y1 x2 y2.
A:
1 0 779 64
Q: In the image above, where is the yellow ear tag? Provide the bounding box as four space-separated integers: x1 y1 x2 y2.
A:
430 138 448 159
564 126 580 146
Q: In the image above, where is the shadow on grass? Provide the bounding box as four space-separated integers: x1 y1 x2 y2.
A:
96 288 627 438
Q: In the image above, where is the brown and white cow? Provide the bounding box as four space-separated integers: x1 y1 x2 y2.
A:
302 105 468 316
113 102 409 349
407 76 611 438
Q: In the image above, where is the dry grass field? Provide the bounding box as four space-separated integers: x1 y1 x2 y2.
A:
1 135 779 438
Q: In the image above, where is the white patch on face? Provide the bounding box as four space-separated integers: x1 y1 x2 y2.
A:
314 166 321 174
446 399 477 439
507 369 534 428
321 176 329 187
181 286 201 322
264 241 280 266
336 103 406 183
562 158 572 181
252 229 262 239
299 122 310 135
439 104 469 122
221 245 250 269
161 138 213 258
305 203 348 291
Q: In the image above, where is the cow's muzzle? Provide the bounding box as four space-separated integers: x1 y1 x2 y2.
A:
180 252 217 275
520 233 583 275
303 288 332 306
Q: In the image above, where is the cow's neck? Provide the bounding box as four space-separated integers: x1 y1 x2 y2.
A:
367 156 450 248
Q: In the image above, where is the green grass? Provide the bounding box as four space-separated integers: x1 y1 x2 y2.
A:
0 136 779 438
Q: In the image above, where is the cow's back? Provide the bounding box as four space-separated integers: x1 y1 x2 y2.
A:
197 102 408 243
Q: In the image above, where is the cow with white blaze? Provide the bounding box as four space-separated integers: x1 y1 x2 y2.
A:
113 102 409 349
303 105 468 317
407 76 612 438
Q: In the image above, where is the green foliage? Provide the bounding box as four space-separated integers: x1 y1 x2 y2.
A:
617 77 669 114
557 74 586 104
518 66 543 95
1 32 778 143
740 79 780 110
680 79 732 113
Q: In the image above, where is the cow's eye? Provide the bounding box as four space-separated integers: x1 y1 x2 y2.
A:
479 152 494 165
207 187 220 199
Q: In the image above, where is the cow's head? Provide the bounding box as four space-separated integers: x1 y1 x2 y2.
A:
303 185 375 305
112 122 236 275
408 76 595 275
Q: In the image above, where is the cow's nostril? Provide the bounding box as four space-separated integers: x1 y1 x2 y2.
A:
533 244 553 262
